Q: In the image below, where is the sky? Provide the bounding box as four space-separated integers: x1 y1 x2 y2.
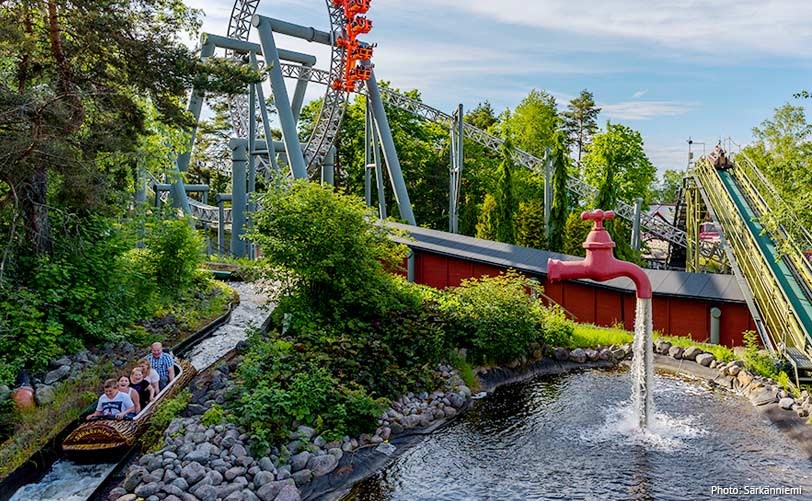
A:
185 0 812 177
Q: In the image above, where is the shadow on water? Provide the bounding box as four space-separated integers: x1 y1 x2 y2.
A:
346 369 812 501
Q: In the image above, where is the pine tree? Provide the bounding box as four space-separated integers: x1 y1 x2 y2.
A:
563 90 601 168
476 193 497 240
514 200 546 249
547 132 570 252
562 212 592 256
494 136 516 243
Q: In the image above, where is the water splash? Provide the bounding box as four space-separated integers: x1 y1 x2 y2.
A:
9 460 117 501
631 297 654 429
585 403 707 451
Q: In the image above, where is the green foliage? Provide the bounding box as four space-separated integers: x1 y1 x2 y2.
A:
655 334 735 363
514 199 547 249
143 389 191 452
541 305 576 346
548 132 572 252
583 122 656 205
742 330 781 379
439 271 566 364
562 89 601 167
501 89 560 157
250 181 410 322
495 135 516 244
202 404 225 427
653 169 684 203
562 212 592 256
145 217 205 297
475 194 497 240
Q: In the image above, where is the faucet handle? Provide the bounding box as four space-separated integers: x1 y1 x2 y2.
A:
581 209 616 230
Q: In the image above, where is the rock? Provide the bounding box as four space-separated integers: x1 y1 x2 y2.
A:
191 483 218 500
134 482 160 498
568 348 587 364
312 435 326 448
44 365 71 385
161 485 186 497
276 465 291 480
379 427 391 441
181 461 206 486
667 346 684 359
253 470 275 488
307 453 338 477
737 371 754 388
206 469 223 486
108 487 127 500
256 479 295 501
797 407 809 418
225 466 246 481
727 365 741 376
290 451 311 472
611 349 626 360
443 406 457 418
0 384 10 404
35 385 56 405
448 392 465 408
695 353 715 367
655 341 672 355
553 347 569 361
258 456 275 472
584 349 599 361
184 446 211 464
236 455 253 467
115 495 137 501
297 425 316 440
750 389 778 406
275 484 301 501
123 468 147 492
682 346 703 361
230 443 247 457
779 397 795 410
598 348 611 361
50 356 72 369
291 468 311 486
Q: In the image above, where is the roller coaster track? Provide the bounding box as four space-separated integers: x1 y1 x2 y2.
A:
693 158 812 382
277 62 721 256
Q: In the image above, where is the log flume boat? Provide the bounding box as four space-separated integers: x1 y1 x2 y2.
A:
61 357 195 460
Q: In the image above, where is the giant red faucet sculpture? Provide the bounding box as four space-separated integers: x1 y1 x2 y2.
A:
547 209 652 298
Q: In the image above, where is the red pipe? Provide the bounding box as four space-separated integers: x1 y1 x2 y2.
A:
547 209 652 299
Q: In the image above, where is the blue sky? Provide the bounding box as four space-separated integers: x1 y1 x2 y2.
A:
186 0 811 176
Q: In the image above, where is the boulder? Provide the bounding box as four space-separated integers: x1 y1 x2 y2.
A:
115 496 137 501
256 479 295 501
258 456 275 473
290 451 311 472
134 482 160 498
779 397 795 410
727 365 741 376
655 341 672 355
695 353 715 367
307 453 338 477
35 385 56 405
750 389 777 406
737 371 754 388
598 349 611 361
584 349 599 362
225 466 246 481
296 425 315 440
291 468 312 486
108 487 127 500
553 347 569 361
181 461 206 486
44 365 71 385
667 346 684 359
123 467 147 492
275 484 301 501
253 470 275 488
682 346 703 361
568 348 587 364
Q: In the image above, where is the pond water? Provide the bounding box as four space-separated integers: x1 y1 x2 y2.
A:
346 369 812 500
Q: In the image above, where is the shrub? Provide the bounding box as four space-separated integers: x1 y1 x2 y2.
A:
742 330 780 379
440 271 550 364
541 305 575 346
145 217 205 297
202 404 225 427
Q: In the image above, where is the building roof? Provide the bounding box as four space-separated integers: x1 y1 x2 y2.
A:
391 223 745 303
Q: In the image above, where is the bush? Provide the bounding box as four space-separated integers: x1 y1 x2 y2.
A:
202 404 225 427
145 217 205 297
742 330 781 379
440 271 554 364
541 305 575 346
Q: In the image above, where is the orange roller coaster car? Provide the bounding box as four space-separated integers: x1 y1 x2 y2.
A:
332 0 375 92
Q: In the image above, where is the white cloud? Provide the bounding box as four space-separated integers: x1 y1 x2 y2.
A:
600 100 698 120
632 89 648 98
416 0 812 58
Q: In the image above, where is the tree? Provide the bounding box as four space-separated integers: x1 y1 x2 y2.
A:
514 199 546 249
501 89 560 157
0 0 255 257
653 169 683 203
582 122 656 204
465 101 499 131
743 103 812 191
475 193 497 240
494 135 516 243
562 212 591 256
548 132 571 252
562 90 601 168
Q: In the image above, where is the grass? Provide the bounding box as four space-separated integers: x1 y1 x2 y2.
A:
567 324 634 349
656 334 735 363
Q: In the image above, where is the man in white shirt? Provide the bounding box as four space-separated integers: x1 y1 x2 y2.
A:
86 378 135 420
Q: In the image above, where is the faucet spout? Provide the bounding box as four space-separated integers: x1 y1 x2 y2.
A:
546 209 652 299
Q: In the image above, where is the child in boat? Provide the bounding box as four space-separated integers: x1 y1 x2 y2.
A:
86 378 135 421
138 360 160 396
118 375 141 414
129 367 154 411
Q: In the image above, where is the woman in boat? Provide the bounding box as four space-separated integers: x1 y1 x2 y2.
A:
117 375 141 414
138 360 160 395
129 367 154 411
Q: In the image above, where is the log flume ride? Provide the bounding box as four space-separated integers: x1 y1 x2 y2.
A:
61 359 195 461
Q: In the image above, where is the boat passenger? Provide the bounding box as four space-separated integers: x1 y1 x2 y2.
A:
146 342 175 390
139 360 160 395
118 375 141 414
130 367 154 411
86 378 135 421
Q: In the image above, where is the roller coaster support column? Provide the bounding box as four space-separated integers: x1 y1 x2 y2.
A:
367 71 416 225
170 160 192 217
215 194 231 255
543 148 552 240
253 15 308 180
230 139 248 258
248 52 281 175
449 104 463 233
291 64 311 123
364 101 387 218
177 37 216 173
631 197 643 250
323 146 335 186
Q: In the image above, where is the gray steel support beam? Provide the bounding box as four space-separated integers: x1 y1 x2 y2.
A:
266 17 332 45
253 15 307 179
544 148 552 240
632 197 643 250
449 104 463 233
371 107 387 219
170 160 192 216
366 71 415 225
215 194 231 256
177 39 216 173
249 53 281 174
201 33 317 66
407 250 415 283
364 103 373 207
291 65 311 123
322 146 335 186
230 139 248 258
